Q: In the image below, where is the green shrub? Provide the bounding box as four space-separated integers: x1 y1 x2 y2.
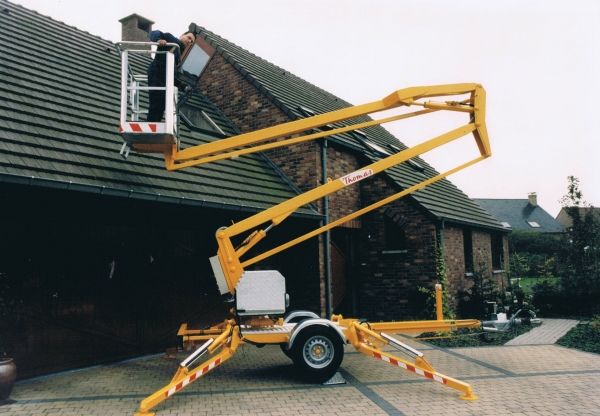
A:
531 279 562 316
557 318 600 354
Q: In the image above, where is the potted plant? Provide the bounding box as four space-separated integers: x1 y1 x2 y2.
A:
0 272 17 402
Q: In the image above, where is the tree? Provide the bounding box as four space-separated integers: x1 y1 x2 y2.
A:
558 176 600 312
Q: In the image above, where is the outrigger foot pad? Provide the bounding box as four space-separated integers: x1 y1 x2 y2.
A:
459 392 478 401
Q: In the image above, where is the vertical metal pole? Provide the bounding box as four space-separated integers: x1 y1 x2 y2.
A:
435 283 444 321
120 51 129 126
436 220 446 321
321 139 332 318
165 51 175 134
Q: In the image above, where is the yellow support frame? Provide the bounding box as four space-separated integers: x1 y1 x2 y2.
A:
134 84 491 415
184 83 490 294
345 321 477 400
141 286 480 414
135 321 241 416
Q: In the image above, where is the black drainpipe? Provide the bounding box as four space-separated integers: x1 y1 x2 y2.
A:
321 139 332 318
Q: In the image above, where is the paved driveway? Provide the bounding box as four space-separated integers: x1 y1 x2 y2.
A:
4 339 600 416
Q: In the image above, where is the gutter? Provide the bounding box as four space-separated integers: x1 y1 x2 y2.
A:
0 173 322 220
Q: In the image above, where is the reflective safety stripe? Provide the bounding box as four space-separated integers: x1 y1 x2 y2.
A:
165 358 222 398
120 122 164 133
372 352 447 385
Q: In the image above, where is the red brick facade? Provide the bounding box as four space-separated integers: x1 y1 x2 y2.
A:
357 176 438 319
443 226 468 301
443 226 509 308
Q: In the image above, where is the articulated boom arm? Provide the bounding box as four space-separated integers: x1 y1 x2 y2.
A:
209 83 490 295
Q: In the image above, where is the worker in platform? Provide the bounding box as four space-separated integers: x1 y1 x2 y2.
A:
146 30 196 122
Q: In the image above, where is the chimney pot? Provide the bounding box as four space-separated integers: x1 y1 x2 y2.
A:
528 192 538 207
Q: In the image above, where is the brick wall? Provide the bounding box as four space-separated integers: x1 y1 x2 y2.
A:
442 226 467 303
325 145 362 222
473 230 492 274
356 176 438 320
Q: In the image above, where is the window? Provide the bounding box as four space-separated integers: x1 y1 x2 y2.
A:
463 229 473 273
297 105 316 117
296 106 335 130
528 221 540 228
384 216 407 252
388 143 403 153
180 44 211 78
491 233 504 270
180 107 225 135
363 139 392 156
353 129 367 139
406 158 425 172
355 132 392 156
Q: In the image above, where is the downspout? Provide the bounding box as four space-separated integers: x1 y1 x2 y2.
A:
321 139 333 318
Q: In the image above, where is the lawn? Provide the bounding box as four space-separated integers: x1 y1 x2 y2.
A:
512 276 558 295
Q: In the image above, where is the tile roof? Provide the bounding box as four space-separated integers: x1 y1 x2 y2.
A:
196 27 504 231
0 0 317 217
556 207 600 229
474 199 564 233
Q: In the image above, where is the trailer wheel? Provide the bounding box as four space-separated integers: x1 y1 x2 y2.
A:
280 344 293 359
280 313 313 360
291 325 343 383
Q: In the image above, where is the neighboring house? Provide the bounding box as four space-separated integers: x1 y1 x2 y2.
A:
0 1 508 376
475 193 564 234
556 207 600 230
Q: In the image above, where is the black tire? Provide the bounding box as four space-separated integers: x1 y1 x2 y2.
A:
280 313 313 360
290 325 344 383
280 343 294 359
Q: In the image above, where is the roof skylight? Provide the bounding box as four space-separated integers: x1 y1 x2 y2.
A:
406 159 425 172
297 106 316 117
362 139 392 156
528 221 541 228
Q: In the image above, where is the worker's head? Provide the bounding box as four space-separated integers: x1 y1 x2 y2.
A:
180 32 196 47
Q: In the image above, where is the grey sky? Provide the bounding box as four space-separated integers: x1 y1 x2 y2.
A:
13 0 600 216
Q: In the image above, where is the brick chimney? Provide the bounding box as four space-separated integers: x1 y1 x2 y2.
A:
119 13 154 42
528 192 537 206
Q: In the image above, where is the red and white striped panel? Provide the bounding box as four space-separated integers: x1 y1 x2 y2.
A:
119 122 166 134
372 352 447 384
165 358 222 398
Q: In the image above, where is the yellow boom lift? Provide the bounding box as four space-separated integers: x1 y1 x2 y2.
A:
117 37 491 416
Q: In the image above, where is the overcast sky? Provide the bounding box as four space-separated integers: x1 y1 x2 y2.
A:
13 0 600 216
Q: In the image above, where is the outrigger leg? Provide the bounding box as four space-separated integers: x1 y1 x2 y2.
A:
135 320 240 416
346 322 477 401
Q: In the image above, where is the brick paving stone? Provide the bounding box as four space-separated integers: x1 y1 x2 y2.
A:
2 342 599 415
